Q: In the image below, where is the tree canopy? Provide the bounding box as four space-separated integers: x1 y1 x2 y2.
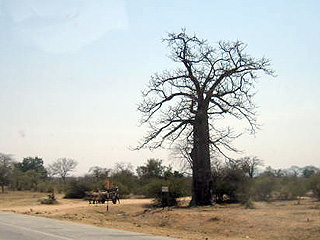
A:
49 158 77 183
16 157 47 178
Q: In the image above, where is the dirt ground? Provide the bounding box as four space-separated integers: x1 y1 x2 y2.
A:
1 191 320 240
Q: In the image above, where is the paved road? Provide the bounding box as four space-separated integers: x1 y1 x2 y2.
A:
0 211 179 240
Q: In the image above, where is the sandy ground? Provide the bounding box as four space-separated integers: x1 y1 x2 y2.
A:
1 191 320 240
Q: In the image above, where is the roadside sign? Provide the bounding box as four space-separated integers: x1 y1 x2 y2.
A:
162 186 169 192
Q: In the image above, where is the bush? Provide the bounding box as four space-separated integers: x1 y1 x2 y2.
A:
40 192 57 204
212 167 251 203
111 169 139 196
64 179 92 199
142 177 191 207
243 199 255 209
37 181 55 193
276 177 307 201
309 175 320 200
112 181 130 197
251 176 275 201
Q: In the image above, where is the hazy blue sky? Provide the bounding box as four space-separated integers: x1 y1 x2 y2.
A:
0 0 319 175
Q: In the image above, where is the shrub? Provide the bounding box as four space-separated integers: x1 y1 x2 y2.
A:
37 181 55 193
251 176 275 201
276 177 307 201
64 179 92 199
40 192 57 204
309 175 320 200
243 199 255 209
212 167 251 203
112 181 130 197
111 168 139 195
142 177 190 207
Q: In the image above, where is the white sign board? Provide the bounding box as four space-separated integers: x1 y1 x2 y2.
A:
162 186 169 192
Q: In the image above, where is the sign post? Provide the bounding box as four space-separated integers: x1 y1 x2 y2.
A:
162 186 169 193
161 186 169 208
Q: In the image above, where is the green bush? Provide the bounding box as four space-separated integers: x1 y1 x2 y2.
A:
112 181 130 197
111 168 139 195
251 176 275 201
64 179 92 199
142 177 190 207
212 167 251 203
37 181 55 193
276 177 307 201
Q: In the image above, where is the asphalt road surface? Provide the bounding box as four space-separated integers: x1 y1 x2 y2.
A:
0 211 179 240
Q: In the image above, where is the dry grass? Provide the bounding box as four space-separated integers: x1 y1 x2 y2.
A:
1 191 320 240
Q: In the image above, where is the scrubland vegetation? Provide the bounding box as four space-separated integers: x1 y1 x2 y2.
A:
1 153 320 239
1 153 320 206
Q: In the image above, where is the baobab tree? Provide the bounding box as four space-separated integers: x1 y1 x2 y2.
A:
137 29 273 205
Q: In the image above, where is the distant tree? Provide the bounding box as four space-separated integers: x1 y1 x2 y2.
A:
10 156 48 191
262 166 275 177
163 166 185 179
49 158 77 183
0 153 14 193
286 165 302 177
17 157 47 178
237 156 263 178
89 166 110 181
136 159 166 179
112 162 138 196
137 29 273 205
302 165 319 178
262 166 285 178
114 162 134 174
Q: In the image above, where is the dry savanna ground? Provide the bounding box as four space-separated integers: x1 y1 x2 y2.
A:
1 191 320 240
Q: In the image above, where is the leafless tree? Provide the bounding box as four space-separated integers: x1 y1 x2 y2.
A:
113 162 134 174
49 158 77 183
236 156 264 178
137 29 273 205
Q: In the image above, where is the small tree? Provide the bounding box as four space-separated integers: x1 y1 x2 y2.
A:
237 156 263 178
89 166 111 181
49 158 77 183
0 153 14 193
302 166 319 178
136 159 166 180
112 163 138 196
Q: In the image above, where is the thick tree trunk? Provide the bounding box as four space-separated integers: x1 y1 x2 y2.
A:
190 108 213 206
